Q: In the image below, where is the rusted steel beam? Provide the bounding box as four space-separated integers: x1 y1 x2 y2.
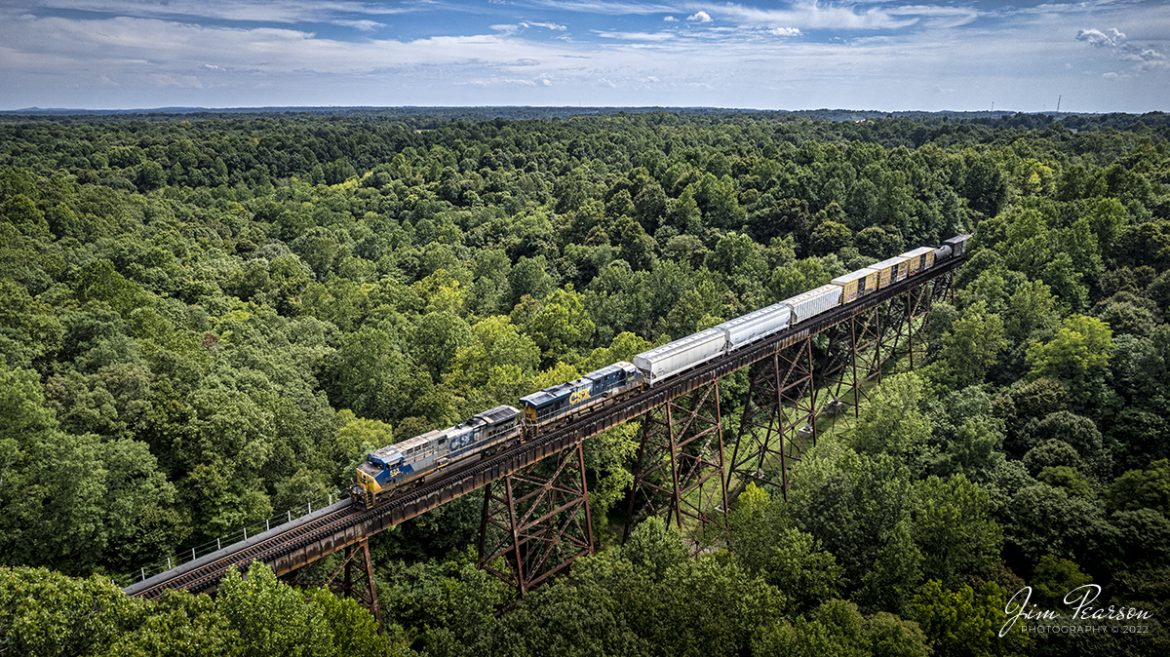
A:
477 441 593 595
624 377 727 538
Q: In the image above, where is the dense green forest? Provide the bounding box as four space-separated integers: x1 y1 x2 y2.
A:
1 111 1168 656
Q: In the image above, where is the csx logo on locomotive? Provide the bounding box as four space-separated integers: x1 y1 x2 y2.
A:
569 389 591 404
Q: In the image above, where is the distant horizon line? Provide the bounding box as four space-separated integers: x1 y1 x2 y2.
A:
2 104 1157 116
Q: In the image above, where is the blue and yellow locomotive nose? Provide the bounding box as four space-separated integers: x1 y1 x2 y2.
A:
352 465 383 509
354 466 382 494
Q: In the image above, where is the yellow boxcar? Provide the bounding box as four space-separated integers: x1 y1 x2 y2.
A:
865 255 911 289
831 268 879 303
900 246 935 276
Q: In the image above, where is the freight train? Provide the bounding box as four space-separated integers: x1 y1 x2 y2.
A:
353 235 970 507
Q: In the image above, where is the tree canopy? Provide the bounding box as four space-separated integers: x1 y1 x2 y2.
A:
2 109 1170 656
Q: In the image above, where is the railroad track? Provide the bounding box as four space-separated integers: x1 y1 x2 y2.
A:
126 503 356 598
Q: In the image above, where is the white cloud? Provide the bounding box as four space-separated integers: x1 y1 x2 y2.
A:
595 30 675 41
664 15 677 23
998 1 1132 19
707 2 915 31
539 0 975 32
0 14 567 76
467 77 540 87
521 21 567 31
494 21 567 34
1133 54 1168 71
886 5 978 29
1122 48 1165 63
2 0 1168 112
529 0 676 15
24 0 424 25
1077 26 1168 71
334 19 383 31
1076 27 1125 48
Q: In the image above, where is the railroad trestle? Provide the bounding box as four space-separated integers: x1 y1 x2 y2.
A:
124 257 961 609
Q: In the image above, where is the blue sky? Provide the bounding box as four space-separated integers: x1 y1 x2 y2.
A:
1 1 1168 111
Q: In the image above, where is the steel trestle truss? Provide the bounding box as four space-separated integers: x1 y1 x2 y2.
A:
322 539 382 625
477 442 594 595
723 276 948 511
726 335 818 500
623 378 729 539
124 257 961 607
821 275 945 420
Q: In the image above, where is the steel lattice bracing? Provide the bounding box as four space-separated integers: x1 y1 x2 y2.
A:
623 378 729 538
323 539 382 625
818 279 941 421
726 335 817 499
722 276 948 517
477 443 594 595
123 255 963 604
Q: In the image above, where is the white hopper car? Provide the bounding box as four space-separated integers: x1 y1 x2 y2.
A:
630 237 968 384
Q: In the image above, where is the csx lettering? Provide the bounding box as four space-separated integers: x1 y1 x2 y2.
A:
570 389 591 404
